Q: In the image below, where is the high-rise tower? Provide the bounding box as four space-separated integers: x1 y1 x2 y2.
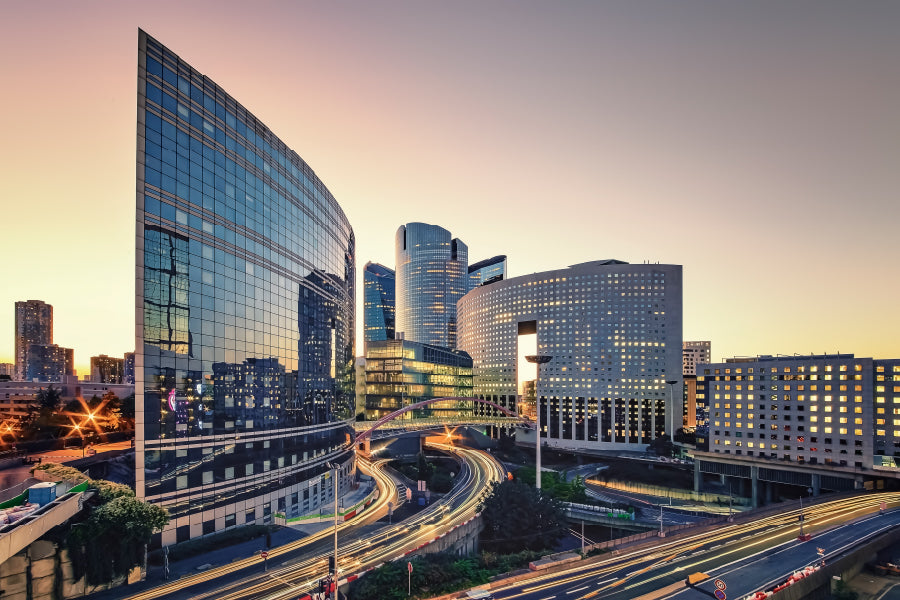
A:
363 262 395 348
15 300 53 381
136 30 355 544
395 223 467 349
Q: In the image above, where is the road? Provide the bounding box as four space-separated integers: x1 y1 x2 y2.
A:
480 491 900 600
119 444 504 600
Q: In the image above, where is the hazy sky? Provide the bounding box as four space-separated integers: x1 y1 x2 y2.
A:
1 1 898 376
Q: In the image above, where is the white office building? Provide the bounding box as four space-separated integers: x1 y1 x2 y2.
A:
457 260 683 453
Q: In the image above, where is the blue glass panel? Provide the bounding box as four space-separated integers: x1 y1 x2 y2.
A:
177 76 190 96
159 201 176 222
162 92 177 115
146 112 161 133
146 56 162 77
163 66 177 86
145 140 161 159
145 167 161 188
144 195 161 216
146 82 162 105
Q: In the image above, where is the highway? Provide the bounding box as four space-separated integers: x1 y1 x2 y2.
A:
122 444 505 600
480 492 900 600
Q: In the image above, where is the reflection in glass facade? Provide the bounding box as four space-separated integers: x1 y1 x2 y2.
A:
395 223 468 349
136 31 355 545
363 262 395 348
457 260 683 453
468 255 507 290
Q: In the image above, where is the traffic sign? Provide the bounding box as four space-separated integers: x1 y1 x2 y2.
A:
408 561 413 573
260 550 268 559
714 579 727 591
714 590 727 600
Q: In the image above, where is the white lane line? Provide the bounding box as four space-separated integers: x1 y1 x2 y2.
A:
538 596 557 600
596 577 618 585
567 586 589 594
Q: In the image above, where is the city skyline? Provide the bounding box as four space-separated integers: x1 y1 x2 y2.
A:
2 1 899 376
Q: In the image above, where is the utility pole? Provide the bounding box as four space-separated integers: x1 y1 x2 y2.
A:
326 462 340 595
526 355 552 490
581 519 585 555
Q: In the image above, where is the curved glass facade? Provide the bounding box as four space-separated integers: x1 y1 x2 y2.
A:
457 260 682 453
395 223 468 349
136 31 355 544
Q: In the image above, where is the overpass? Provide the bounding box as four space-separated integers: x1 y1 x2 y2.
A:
353 396 531 451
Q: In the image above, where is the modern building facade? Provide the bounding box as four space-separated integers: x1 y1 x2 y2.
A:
468 255 506 290
457 259 683 452
363 262 395 348
682 342 711 429
395 223 468 349
683 341 711 376
15 300 53 381
0 364 13 379
364 338 473 421
136 31 356 544
91 355 125 384
694 354 900 505
25 344 73 383
700 354 900 470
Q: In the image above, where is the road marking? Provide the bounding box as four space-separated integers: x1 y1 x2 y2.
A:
567 586 589 594
538 596 557 600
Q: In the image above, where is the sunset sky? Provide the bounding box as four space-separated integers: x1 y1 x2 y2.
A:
1 1 898 376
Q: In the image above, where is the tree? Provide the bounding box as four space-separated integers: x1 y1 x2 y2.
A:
67 494 169 585
478 480 567 553
119 393 136 421
36 386 62 411
647 435 674 458
416 452 433 482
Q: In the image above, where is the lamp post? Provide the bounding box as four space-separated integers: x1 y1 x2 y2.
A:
525 355 552 490
325 462 340 595
665 380 679 453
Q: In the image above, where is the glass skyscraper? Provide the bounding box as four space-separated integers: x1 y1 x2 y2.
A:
363 262 395 347
468 255 507 290
395 222 468 349
136 31 355 545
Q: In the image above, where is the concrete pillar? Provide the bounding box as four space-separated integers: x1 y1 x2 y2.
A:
765 480 773 504
751 466 759 509
812 473 821 497
720 473 726 485
694 460 701 493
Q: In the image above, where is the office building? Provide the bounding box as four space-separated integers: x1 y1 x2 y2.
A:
364 338 473 421
457 259 683 453
91 355 125 384
683 341 711 376
395 222 468 349
468 255 506 290
363 262 395 347
15 300 53 381
683 342 711 428
25 344 73 383
0 364 15 379
694 354 900 505
137 31 355 544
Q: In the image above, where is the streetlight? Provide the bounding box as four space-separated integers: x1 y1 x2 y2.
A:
525 355 552 490
665 380 679 453
325 462 340 596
